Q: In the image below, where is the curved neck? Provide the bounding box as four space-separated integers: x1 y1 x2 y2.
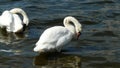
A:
63 16 81 34
10 8 29 26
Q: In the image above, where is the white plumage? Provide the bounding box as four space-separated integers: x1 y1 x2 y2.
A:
34 16 82 52
0 8 29 33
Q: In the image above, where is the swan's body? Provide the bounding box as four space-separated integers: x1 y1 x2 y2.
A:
0 8 29 33
34 16 82 53
0 11 13 28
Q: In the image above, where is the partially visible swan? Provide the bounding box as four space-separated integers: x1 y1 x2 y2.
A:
34 16 82 53
0 8 29 33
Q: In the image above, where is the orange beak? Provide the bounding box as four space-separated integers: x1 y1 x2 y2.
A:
77 32 81 40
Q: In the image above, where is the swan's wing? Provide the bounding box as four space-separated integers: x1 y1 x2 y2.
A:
40 26 72 43
0 11 14 32
0 11 13 26
35 26 73 51
12 14 23 32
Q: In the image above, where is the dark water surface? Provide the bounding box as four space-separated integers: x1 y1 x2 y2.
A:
0 0 120 68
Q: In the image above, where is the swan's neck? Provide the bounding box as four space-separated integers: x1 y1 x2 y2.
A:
10 8 29 26
64 22 76 34
21 12 29 25
63 16 81 34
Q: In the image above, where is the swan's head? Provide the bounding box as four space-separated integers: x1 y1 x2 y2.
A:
76 22 82 39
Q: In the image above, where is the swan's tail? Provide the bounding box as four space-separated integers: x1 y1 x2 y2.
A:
10 8 29 26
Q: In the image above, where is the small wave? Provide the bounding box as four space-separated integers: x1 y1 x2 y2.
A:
81 0 115 4
92 31 118 37
0 49 12 52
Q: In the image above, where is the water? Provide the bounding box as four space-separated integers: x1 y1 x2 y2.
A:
0 0 120 68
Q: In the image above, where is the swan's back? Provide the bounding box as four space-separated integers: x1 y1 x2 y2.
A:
34 26 73 52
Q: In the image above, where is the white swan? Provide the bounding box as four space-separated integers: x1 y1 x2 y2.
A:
33 16 82 53
0 8 29 33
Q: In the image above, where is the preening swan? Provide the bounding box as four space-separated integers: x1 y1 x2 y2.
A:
0 8 29 33
33 16 82 53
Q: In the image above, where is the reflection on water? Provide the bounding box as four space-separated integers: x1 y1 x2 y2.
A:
0 28 26 44
33 52 81 68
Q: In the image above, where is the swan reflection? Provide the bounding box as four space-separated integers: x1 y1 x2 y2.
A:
33 52 81 68
0 28 26 44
